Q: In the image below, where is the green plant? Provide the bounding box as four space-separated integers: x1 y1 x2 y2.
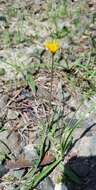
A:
47 0 69 37
7 5 18 17
2 10 29 47
2 28 26 46
19 99 96 190
4 43 96 190
2 29 13 46
4 55 36 93
51 26 70 39
20 108 81 190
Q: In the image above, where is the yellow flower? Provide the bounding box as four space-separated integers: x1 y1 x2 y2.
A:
45 40 60 53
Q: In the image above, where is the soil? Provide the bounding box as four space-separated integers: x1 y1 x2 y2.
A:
0 0 96 189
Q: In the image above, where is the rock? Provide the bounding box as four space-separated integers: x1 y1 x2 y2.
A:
25 45 44 56
0 95 8 111
0 94 9 117
73 136 96 157
38 177 54 190
0 183 20 190
36 85 50 99
61 39 69 49
7 109 19 120
3 169 24 180
60 59 69 69
0 58 15 81
57 80 71 102
0 165 9 178
32 0 45 5
55 183 68 190
0 130 11 155
57 19 71 30
0 122 22 158
23 144 38 161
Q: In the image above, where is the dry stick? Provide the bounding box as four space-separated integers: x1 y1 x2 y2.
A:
2 89 21 112
49 53 54 107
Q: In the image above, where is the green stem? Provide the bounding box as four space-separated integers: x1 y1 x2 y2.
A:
21 159 62 190
50 53 54 107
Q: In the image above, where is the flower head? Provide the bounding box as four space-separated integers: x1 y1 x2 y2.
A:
45 40 60 54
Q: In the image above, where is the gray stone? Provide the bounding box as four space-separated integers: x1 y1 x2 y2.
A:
0 122 22 158
38 177 54 190
55 183 68 190
0 165 9 178
0 95 8 111
57 19 70 30
57 80 71 102
7 109 19 120
23 144 38 161
32 0 45 5
61 39 69 49
60 60 69 68
74 136 96 157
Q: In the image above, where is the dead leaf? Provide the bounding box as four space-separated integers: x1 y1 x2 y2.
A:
5 159 32 170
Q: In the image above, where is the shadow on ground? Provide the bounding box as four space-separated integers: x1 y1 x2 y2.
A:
66 155 96 190
65 123 96 190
